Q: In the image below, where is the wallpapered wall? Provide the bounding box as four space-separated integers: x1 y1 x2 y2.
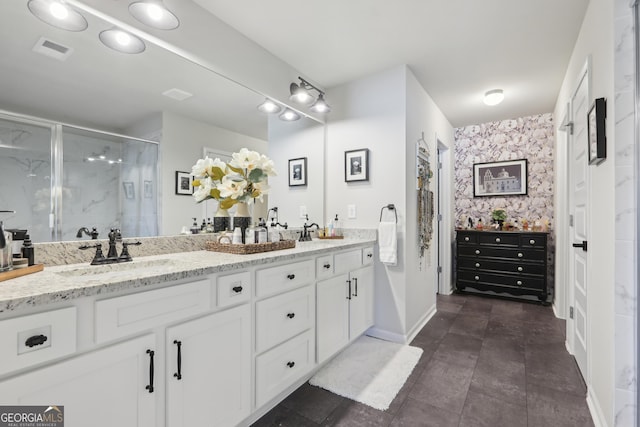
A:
454 113 555 297
454 113 555 227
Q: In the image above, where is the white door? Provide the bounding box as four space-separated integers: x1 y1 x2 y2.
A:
166 305 251 427
317 274 350 363
0 334 157 427
569 67 589 378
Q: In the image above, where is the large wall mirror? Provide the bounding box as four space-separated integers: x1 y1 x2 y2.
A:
0 0 324 242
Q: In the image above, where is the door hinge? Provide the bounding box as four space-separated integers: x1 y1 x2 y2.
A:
569 214 574 227
437 266 443 273
437 214 443 221
438 162 443 170
569 306 574 319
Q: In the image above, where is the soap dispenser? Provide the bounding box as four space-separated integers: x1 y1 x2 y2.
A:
333 214 342 237
190 218 200 234
257 218 268 244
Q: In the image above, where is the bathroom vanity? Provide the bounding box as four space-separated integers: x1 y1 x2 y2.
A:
0 238 375 427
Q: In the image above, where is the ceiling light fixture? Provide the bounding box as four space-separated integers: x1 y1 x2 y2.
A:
483 89 504 106
279 108 300 121
27 0 88 32
99 27 146 54
289 77 331 114
257 98 282 114
309 93 331 113
129 1 180 30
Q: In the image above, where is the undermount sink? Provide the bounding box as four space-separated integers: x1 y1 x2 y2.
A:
54 258 180 278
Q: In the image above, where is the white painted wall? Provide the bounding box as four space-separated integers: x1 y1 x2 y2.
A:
160 111 267 235
553 0 615 424
326 65 453 342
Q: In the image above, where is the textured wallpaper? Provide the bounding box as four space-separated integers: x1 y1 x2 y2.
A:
454 113 555 228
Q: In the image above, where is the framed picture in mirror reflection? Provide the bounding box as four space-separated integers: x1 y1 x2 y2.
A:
175 171 193 195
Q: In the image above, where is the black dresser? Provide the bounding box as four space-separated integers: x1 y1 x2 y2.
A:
455 230 549 302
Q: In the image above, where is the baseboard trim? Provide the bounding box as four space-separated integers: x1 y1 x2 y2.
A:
586 387 609 427
367 304 437 345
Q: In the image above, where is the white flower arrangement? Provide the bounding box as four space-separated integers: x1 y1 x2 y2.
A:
191 148 276 209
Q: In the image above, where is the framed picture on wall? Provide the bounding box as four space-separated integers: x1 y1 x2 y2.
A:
288 157 307 186
473 159 528 197
588 97 607 165
175 171 193 195
123 182 135 199
345 148 369 182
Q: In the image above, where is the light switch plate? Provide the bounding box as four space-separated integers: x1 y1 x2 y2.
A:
299 205 307 218
347 204 356 219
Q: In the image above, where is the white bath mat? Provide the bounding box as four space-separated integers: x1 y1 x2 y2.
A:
309 335 423 411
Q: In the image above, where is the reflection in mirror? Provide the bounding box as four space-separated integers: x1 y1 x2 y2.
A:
0 1 325 241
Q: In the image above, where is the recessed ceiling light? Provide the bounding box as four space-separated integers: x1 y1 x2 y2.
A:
27 0 88 32
483 89 504 106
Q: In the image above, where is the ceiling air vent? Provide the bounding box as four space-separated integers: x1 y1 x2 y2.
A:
162 88 193 101
32 37 73 61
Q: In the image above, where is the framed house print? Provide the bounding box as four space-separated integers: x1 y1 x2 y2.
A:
345 149 369 182
175 171 193 195
588 97 606 165
473 159 528 197
288 157 307 186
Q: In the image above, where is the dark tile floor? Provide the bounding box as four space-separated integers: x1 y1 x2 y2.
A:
252 293 594 427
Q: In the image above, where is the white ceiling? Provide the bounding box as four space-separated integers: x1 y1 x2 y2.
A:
193 0 590 127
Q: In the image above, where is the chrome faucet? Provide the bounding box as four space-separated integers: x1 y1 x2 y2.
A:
76 227 99 239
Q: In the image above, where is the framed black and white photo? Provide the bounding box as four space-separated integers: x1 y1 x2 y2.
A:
288 157 307 186
175 171 193 195
144 180 153 199
123 181 135 199
345 148 369 182
588 97 607 165
473 159 528 197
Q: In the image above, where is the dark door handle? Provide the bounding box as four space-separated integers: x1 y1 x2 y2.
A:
346 279 352 300
352 277 358 297
173 340 182 380
145 349 155 393
572 241 588 251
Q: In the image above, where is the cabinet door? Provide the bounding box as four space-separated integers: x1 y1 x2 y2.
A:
316 274 350 363
349 265 374 339
166 304 251 427
0 334 157 427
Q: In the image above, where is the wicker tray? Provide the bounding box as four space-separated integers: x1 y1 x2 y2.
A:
317 235 344 240
205 239 296 254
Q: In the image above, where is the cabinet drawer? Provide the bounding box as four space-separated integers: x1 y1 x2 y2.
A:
478 233 519 246
255 329 315 407
256 259 314 298
362 246 375 265
458 246 545 261
316 255 334 280
458 270 545 290
0 307 76 375
457 231 477 244
96 279 211 343
333 249 362 275
457 258 546 276
217 271 251 308
520 234 547 248
256 285 315 353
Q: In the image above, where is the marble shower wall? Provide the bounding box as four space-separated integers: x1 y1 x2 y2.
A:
454 113 555 227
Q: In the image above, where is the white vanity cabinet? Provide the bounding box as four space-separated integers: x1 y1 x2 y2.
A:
317 247 374 363
165 304 251 427
0 333 158 427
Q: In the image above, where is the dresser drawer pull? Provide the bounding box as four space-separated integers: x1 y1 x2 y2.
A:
517 280 523 286
173 340 182 380
517 252 523 258
25 334 48 348
287 274 295 280
517 266 523 272
464 236 470 242
286 361 295 368
529 239 536 245
475 250 480 255
323 263 331 269
145 349 155 393
286 312 296 319
475 263 480 268
495 237 501 243
232 285 243 293
474 276 480 281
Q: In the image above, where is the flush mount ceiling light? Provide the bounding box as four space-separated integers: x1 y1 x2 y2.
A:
129 0 180 30
99 28 146 54
483 89 504 106
27 0 88 32
257 98 282 114
279 108 300 121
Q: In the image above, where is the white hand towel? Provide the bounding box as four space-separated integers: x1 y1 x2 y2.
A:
378 221 397 266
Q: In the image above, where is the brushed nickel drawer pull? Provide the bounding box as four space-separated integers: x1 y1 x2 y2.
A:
475 263 480 268
495 237 501 243
464 236 470 241
530 239 536 245
475 249 480 255
517 266 523 272
517 280 523 286
474 276 480 281
517 252 523 258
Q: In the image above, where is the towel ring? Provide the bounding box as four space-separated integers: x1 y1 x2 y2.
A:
379 204 398 223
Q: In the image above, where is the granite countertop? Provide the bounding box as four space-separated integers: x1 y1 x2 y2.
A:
0 238 375 313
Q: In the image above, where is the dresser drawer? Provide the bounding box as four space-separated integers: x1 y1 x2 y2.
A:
458 270 545 290
316 255 334 280
333 249 362 275
457 231 477 244
520 234 547 248
256 259 315 298
478 233 519 247
217 271 251 308
362 246 375 265
458 246 545 262
255 329 315 407
0 307 76 375
457 258 546 276
256 285 315 353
